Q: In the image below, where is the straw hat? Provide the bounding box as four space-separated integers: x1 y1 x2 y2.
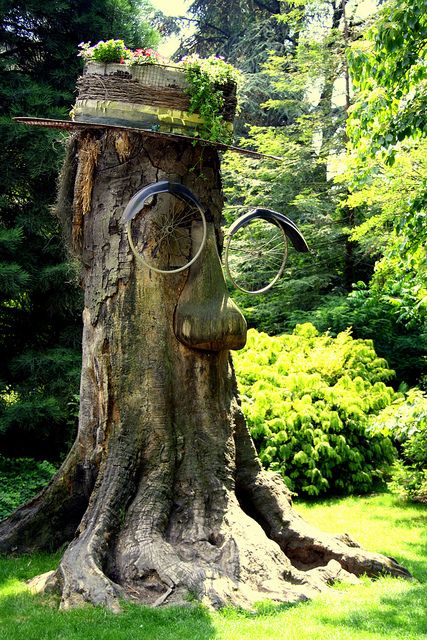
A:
15 62 280 160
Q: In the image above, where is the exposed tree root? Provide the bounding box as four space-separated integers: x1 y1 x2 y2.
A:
58 537 124 612
232 396 412 582
41 486 383 611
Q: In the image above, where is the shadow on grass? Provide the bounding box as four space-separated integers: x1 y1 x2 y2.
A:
0 553 217 640
0 591 217 640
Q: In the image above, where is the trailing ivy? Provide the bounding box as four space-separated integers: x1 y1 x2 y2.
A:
180 55 241 144
233 324 398 497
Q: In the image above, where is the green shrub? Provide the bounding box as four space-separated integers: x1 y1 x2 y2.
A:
289 285 427 387
0 456 57 520
370 388 427 502
233 324 398 497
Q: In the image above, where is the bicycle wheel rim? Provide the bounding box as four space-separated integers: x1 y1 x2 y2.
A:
224 217 288 294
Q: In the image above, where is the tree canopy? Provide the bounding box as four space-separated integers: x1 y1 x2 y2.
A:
344 0 427 352
348 0 427 156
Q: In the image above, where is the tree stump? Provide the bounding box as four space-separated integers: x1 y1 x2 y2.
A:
0 128 410 611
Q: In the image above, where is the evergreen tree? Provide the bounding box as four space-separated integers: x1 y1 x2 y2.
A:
0 0 160 461
178 0 289 66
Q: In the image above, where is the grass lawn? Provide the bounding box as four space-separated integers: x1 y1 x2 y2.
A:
0 492 425 640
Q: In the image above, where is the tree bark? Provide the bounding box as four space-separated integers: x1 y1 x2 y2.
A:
0 129 410 611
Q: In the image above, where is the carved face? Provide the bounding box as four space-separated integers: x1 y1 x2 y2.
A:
123 177 307 352
124 182 247 352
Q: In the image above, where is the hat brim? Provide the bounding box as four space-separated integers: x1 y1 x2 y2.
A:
13 116 282 161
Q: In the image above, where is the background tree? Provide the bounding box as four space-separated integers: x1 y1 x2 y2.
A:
177 0 290 68
176 0 299 130
0 0 161 461
221 1 364 333
340 0 427 384
213 0 427 387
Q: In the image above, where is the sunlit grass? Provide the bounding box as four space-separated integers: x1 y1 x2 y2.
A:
0 493 425 640
217 576 426 640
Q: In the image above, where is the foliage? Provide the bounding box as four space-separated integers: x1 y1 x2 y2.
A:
233 325 397 497
371 389 427 503
348 0 427 160
0 455 57 520
181 54 241 87
388 461 427 505
1 494 425 639
340 137 427 332
344 1 427 363
291 284 427 386
180 55 241 144
78 39 132 63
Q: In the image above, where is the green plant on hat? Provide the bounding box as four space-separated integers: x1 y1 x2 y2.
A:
179 54 241 145
78 40 165 66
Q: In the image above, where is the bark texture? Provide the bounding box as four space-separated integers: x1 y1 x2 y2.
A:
0 130 410 611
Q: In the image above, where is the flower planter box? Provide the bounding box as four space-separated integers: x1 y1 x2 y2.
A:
72 62 236 139
82 61 189 89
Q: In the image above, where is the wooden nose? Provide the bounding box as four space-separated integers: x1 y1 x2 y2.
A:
174 222 247 352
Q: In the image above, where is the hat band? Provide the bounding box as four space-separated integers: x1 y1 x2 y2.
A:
73 99 233 138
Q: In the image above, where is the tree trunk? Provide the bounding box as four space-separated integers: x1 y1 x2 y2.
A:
0 129 410 611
